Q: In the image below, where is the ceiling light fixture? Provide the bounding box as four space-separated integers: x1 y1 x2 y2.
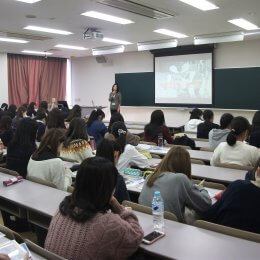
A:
102 37 132 45
16 0 41 3
179 0 219 11
154 29 188 38
21 50 53 55
137 39 178 51
55 44 88 50
81 11 134 25
228 18 259 31
0 37 28 43
92 45 125 56
24 25 72 35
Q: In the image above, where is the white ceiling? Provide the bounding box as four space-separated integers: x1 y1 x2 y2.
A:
0 0 259 58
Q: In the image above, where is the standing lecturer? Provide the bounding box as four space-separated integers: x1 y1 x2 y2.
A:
109 83 121 115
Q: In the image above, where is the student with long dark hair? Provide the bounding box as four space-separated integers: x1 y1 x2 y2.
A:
96 139 130 203
87 109 107 143
7 104 17 119
7 118 38 178
46 108 66 129
185 108 203 132
61 118 93 163
211 116 260 167
209 113 234 149
0 116 13 147
12 106 26 131
66 104 82 122
197 110 219 139
105 112 140 146
26 102 37 117
39 101 48 111
45 157 143 260
109 83 121 115
144 110 174 145
111 121 149 174
249 110 260 148
28 129 72 191
35 108 47 142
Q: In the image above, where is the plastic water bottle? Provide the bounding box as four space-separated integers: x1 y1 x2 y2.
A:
158 133 164 148
152 191 165 233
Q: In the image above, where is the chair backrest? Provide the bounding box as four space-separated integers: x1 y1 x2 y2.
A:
200 147 214 152
215 163 253 171
67 186 74 193
122 200 178 222
191 159 205 165
0 167 19 176
25 239 67 260
165 144 191 150
192 179 226 190
194 220 260 243
0 224 24 244
139 141 157 146
27 176 57 189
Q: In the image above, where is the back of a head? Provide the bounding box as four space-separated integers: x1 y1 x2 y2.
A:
39 101 48 110
189 108 203 120
226 116 250 146
1 103 8 111
87 109 105 127
150 110 165 126
220 113 234 129
47 108 65 129
252 111 260 128
0 116 12 132
67 104 82 122
35 108 47 121
111 121 127 151
60 157 118 222
203 110 214 122
16 106 26 118
27 102 36 112
8 104 17 113
108 112 124 132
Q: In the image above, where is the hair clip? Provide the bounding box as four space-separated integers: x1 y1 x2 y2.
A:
118 129 126 135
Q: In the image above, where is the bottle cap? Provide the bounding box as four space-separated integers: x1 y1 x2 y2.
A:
154 191 160 196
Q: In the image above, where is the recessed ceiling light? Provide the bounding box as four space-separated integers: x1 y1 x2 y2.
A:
154 29 188 38
55 44 88 50
81 11 134 25
178 0 219 11
21 50 53 55
102 37 132 45
0 37 28 43
228 18 259 31
24 25 72 35
16 0 41 3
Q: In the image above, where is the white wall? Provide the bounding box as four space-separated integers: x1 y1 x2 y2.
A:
71 39 260 125
0 53 8 105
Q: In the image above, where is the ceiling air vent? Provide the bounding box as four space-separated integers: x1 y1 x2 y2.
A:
97 0 176 19
0 31 52 41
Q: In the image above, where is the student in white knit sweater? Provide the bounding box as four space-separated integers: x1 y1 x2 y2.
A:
27 129 72 191
60 118 94 163
211 116 260 167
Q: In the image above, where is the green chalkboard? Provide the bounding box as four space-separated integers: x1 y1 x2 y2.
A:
116 67 260 110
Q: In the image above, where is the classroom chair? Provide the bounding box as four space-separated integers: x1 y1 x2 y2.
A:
0 224 24 244
122 200 178 222
200 147 215 152
194 220 260 243
0 166 19 176
26 176 57 189
192 179 226 190
214 163 253 171
191 159 205 165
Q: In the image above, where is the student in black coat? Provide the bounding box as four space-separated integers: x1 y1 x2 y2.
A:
96 139 130 204
7 118 38 178
35 108 47 142
249 110 260 148
0 116 13 147
197 110 219 139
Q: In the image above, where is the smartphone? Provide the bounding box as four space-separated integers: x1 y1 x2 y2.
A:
142 231 165 244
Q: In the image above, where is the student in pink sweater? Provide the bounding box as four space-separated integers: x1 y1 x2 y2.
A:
45 157 144 260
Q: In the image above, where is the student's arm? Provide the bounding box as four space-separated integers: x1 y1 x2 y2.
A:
210 143 222 166
99 122 108 137
114 175 130 204
127 145 150 169
162 126 174 144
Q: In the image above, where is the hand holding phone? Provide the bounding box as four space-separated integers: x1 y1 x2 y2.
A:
142 231 165 244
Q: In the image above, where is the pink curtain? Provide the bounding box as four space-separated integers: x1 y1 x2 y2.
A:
8 54 67 106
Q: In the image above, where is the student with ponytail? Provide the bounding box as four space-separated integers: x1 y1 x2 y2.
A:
211 116 260 167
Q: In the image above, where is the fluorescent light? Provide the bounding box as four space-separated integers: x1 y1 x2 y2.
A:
194 32 244 45
16 0 41 3
21 50 53 55
55 44 88 50
92 46 125 56
102 37 132 45
81 11 134 25
179 0 219 11
137 39 178 51
24 26 72 35
154 29 188 38
0 37 28 43
228 18 259 31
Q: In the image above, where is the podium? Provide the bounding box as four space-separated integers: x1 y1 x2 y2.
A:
81 106 107 118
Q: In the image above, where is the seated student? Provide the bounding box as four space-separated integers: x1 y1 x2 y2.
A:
105 112 140 146
144 110 174 145
6 104 17 119
204 159 260 234
27 129 72 191
139 147 211 223
39 101 48 112
66 104 82 123
35 108 47 142
96 139 130 203
197 110 219 139
7 118 38 178
60 118 93 163
12 106 26 131
26 102 37 118
0 116 13 147
112 121 150 174
45 157 143 260
184 108 203 133
211 116 260 167
46 108 66 129
87 109 107 144
249 110 260 148
209 113 234 149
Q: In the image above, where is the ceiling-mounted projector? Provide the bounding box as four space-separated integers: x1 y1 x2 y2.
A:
83 28 103 40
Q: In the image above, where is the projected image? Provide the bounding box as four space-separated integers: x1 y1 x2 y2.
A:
155 53 213 105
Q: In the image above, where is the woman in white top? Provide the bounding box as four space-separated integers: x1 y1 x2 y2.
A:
27 128 72 191
211 116 260 167
184 108 203 133
110 121 150 174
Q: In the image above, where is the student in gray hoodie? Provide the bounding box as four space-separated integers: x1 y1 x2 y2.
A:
208 113 234 149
